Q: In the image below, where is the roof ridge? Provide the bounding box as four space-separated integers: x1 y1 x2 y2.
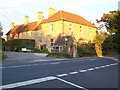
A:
60 10 63 19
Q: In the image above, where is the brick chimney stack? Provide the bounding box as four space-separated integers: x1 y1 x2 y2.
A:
48 7 56 18
37 11 43 24
11 22 14 29
24 15 29 25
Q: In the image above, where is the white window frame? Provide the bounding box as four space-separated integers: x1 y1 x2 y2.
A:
50 24 54 31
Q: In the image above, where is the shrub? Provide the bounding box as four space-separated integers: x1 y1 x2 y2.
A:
77 43 96 57
102 34 119 55
3 39 35 52
40 48 49 53
47 53 72 58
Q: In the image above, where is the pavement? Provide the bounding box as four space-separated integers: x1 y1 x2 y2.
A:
1 52 119 89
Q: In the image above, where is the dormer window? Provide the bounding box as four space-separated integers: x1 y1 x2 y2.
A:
50 24 54 31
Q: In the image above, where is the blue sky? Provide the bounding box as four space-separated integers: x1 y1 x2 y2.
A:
0 0 119 35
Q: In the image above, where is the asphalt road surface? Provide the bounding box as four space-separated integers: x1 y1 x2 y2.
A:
1 52 119 89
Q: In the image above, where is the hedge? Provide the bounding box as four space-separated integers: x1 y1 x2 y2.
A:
46 53 72 58
77 43 96 57
3 39 35 51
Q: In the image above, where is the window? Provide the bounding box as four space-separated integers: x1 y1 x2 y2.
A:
50 39 54 46
80 26 82 32
69 24 72 31
50 24 54 31
30 32 32 36
89 28 91 32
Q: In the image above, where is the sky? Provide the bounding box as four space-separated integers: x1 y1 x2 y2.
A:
0 0 119 35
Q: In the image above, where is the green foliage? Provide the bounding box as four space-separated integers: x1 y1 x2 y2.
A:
77 43 96 57
32 48 49 53
95 32 108 44
47 53 72 58
3 39 35 51
102 34 119 55
39 48 49 53
96 10 119 56
97 10 120 34
0 23 3 36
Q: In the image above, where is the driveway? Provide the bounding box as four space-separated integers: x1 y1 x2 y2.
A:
3 51 48 63
5 51 47 59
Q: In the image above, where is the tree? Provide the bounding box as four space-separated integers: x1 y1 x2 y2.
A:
96 10 120 34
94 32 108 57
0 22 3 36
97 10 120 55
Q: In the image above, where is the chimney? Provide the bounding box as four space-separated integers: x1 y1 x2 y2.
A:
11 22 14 29
48 7 56 18
37 11 43 24
24 15 29 25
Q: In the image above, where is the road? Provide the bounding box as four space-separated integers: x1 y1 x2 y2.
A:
1 52 119 89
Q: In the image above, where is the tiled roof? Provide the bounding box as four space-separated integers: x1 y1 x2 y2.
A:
7 10 96 35
42 10 96 28
8 22 41 35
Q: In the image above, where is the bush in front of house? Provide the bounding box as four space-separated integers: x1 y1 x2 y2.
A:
32 48 49 53
3 39 35 52
46 53 72 58
39 48 49 53
77 43 96 57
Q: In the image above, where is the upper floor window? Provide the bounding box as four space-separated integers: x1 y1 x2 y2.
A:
69 24 72 31
89 28 91 32
80 26 82 32
50 24 54 31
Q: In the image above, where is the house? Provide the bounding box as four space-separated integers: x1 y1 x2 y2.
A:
6 7 97 54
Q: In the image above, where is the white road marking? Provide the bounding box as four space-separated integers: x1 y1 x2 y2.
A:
1 76 57 89
3 64 40 69
69 72 78 75
87 68 94 71
50 62 61 65
79 70 87 72
105 65 110 67
79 63 118 72
57 77 88 90
73 58 97 62
94 67 100 69
110 63 118 66
57 74 68 77
100 66 106 68
1 63 118 89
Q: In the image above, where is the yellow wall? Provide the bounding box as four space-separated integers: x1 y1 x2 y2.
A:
42 20 63 37
61 21 96 42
